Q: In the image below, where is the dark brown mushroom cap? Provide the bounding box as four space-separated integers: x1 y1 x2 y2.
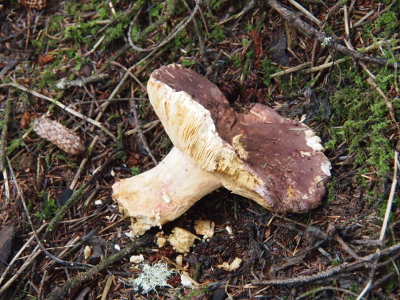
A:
233 104 330 212
150 64 330 213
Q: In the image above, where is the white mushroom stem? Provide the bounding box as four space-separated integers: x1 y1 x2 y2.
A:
112 147 222 236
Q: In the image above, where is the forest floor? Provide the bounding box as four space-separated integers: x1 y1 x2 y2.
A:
0 0 400 299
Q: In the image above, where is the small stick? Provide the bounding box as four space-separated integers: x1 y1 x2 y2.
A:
287 0 322 26
218 0 256 25
182 0 204 53
379 151 398 241
297 286 361 300
70 135 99 190
301 57 347 75
367 77 397 125
56 74 109 90
341 23 399 138
334 234 366 261
343 5 350 39
110 61 146 93
353 10 375 27
125 120 160 136
356 280 372 300
270 57 327 78
355 152 398 299
85 35 105 57
130 86 158 165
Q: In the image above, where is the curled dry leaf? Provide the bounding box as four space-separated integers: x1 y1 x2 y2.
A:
33 118 86 155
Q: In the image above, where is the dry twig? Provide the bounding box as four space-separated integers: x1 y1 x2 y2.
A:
129 86 158 166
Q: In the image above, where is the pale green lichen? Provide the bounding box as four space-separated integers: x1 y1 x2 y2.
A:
131 263 173 294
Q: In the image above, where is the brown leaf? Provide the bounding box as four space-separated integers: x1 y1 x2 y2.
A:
38 54 56 66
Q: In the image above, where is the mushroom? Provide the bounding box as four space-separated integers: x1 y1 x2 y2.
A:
112 64 331 236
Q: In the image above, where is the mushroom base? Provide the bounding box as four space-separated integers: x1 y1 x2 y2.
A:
112 147 222 236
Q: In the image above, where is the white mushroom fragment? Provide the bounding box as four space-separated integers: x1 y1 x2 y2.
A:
217 257 242 271
130 254 145 264
167 227 200 254
112 64 331 236
194 220 215 238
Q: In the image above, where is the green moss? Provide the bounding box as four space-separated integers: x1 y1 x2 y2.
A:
375 11 399 37
73 54 91 71
207 0 228 10
54 154 79 168
37 71 58 89
48 15 65 34
325 178 338 204
150 3 164 17
332 257 340 266
131 166 140 175
158 136 173 154
208 24 226 42
261 57 281 86
65 25 91 44
35 197 58 220
181 59 195 66
6 138 23 156
327 85 395 191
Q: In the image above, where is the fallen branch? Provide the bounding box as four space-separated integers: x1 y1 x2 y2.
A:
251 242 400 286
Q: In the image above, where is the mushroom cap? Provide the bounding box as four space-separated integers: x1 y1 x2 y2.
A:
147 64 330 213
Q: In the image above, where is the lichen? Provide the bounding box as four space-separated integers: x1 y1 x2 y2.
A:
131 263 173 294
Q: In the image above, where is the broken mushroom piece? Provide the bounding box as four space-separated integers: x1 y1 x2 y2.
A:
112 64 331 237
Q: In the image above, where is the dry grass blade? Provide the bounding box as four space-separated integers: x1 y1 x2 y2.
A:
287 0 322 26
379 151 399 241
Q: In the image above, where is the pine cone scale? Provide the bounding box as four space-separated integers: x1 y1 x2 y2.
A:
33 118 86 155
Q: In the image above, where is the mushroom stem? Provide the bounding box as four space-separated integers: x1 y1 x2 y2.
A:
112 147 222 236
